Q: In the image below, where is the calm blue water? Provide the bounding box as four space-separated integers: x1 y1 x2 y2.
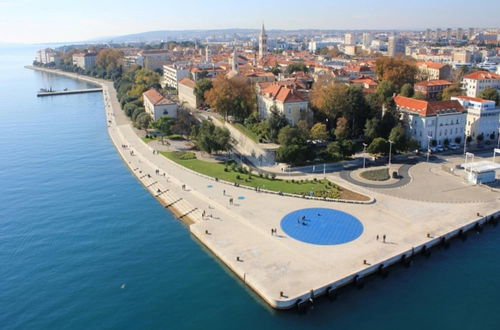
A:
1 45 499 330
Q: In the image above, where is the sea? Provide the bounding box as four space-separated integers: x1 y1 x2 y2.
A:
0 45 499 330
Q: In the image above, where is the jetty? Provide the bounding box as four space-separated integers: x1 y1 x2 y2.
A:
27 65 500 311
36 87 102 97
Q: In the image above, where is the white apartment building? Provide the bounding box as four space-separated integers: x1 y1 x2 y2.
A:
452 96 500 142
394 96 466 149
36 48 60 64
462 71 500 97
162 63 190 89
257 82 309 125
142 88 177 121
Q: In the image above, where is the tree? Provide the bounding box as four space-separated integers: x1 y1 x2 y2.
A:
367 137 389 155
413 92 426 100
276 144 310 164
310 123 329 141
364 117 380 141
286 62 308 74
96 49 123 72
135 112 152 130
278 126 307 146
325 139 354 161
334 117 350 140
400 83 414 97
267 106 288 141
374 57 417 90
131 107 145 121
441 84 464 100
388 124 407 152
123 103 137 117
191 120 231 154
194 79 213 104
151 116 175 143
171 110 194 136
478 88 499 105
205 76 256 121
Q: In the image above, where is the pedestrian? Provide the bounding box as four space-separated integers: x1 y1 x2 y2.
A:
271 229 274 235
376 235 379 241
383 234 386 243
223 189 225 196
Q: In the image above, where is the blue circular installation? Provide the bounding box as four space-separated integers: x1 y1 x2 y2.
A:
280 208 363 245
237 196 245 200
207 185 213 188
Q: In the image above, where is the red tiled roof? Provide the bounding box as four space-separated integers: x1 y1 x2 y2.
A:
416 61 446 70
179 78 196 89
143 88 175 106
414 79 452 87
452 96 494 103
463 71 500 80
394 95 464 117
260 83 306 103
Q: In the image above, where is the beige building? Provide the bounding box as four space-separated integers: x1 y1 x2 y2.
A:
416 62 452 81
452 50 472 63
143 88 177 121
257 82 309 125
137 50 171 71
178 78 199 109
162 63 190 89
72 52 97 70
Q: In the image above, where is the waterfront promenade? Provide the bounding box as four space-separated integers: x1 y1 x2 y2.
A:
27 66 500 309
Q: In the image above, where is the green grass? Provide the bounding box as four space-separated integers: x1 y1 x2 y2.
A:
233 123 260 143
162 151 341 197
141 136 157 143
360 168 390 181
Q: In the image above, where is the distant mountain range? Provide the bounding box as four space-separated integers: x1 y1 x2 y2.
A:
91 28 391 43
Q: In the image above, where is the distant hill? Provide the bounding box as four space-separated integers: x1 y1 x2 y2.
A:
92 29 263 43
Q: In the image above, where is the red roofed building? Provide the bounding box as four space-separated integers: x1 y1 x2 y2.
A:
462 71 500 97
143 88 177 120
257 82 309 124
414 79 453 100
178 78 199 109
394 95 466 149
416 61 451 81
350 76 378 93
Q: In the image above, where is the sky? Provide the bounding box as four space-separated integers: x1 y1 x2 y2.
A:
1 0 499 44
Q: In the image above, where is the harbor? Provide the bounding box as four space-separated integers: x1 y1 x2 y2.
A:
27 66 500 310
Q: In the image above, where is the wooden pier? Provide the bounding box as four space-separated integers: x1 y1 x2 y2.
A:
37 88 102 97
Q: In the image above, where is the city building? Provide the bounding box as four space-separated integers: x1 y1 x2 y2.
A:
72 52 97 70
452 50 472 63
258 24 267 60
142 88 177 121
162 63 190 89
416 61 452 81
178 78 199 109
344 33 354 45
136 50 171 71
362 32 372 48
452 96 500 142
35 48 60 64
394 95 466 149
257 82 309 125
414 80 453 100
387 35 406 57
462 71 500 97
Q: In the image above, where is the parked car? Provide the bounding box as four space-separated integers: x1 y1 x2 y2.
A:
436 145 445 152
448 143 459 150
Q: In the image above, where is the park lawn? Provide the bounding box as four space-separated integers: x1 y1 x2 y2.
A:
233 123 260 143
360 168 390 181
141 136 157 143
162 151 343 196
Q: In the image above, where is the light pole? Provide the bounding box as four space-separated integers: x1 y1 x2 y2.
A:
388 140 393 167
362 143 367 169
464 134 468 157
426 135 432 163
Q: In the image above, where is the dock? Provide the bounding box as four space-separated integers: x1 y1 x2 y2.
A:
37 88 103 97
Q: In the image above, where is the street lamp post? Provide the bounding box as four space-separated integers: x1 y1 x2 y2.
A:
426 135 432 163
388 140 393 167
464 134 468 157
362 143 367 169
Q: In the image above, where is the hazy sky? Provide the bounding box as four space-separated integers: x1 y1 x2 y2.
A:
1 0 499 43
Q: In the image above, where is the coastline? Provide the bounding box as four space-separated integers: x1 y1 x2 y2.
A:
26 65 500 310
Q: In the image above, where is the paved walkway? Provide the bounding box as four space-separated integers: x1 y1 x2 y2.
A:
340 164 413 189
28 66 500 310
